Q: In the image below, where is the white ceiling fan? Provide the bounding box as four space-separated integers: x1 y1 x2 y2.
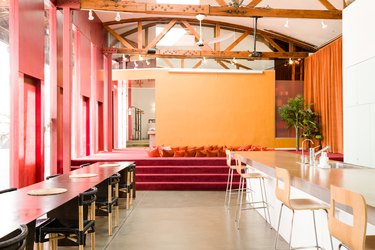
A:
195 14 234 47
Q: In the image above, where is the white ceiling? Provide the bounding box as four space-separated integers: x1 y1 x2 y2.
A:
94 0 343 48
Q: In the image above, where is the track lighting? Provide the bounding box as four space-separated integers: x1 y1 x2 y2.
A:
232 57 238 64
202 57 207 65
288 58 293 65
134 61 138 68
139 55 143 61
146 60 150 66
284 18 289 28
115 12 121 22
321 20 327 29
88 10 94 21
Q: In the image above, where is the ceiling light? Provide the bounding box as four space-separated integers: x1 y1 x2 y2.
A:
202 57 207 65
321 20 328 29
288 58 294 65
232 57 238 64
88 10 94 21
134 61 138 68
115 12 121 22
139 55 143 61
146 60 150 66
284 18 289 28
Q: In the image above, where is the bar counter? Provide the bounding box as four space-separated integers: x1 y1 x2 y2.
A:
237 151 375 222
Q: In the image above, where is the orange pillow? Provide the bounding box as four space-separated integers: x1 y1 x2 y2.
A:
185 149 196 157
161 149 174 157
195 150 207 157
218 149 226 157
179 146 188 151
206 150 218 157
171 146 179 152
239 144 252 151
146 147 160 157
174 150 186 157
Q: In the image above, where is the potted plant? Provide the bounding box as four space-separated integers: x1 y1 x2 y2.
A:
279 95 322 151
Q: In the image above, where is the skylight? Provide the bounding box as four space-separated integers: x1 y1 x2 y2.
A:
156 0 200 4
156 26 193 47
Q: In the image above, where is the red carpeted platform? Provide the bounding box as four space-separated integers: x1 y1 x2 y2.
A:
71 148 239 191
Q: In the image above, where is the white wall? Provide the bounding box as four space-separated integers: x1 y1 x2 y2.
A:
343 0 375 167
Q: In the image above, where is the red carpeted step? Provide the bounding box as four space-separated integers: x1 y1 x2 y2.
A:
136 165 229 174
137 173 240 182
136 182 240 191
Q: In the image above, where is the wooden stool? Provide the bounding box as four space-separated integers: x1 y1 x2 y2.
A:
274 167 333 250
119 164 136 209
329 185 375 250
234 154 272 230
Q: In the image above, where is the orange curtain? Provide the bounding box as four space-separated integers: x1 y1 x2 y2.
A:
304 37 343 153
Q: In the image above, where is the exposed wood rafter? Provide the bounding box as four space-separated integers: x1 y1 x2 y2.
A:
318 0 337 10
193 60 203 69
262 34 285 52
81 0 342 19
215 0 227 7
247 0 263 8
224 31 249 52
181 20 213 51
145 19 176 50
221 59 253 70
216 60 230 69
104 25 134 49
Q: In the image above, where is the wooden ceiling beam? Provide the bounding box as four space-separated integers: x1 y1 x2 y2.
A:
104 26 134 49
108 48 309 60
162 58 174 68
221 59 253 70
181 20 213 51
81 0 342 19
224 31 249 52
262 34 285 52
216 60 230 69
145 19 176 50
215 0 227 6
138 21 143 49
247 0 263 8
193 60 203 69
318 0 337 10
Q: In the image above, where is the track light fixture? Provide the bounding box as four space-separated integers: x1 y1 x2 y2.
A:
232 57 238 64
115 12 121 22
139 55 143 61
88 10 94 21
202 57 207 65
146 60 150 66
288 58 294 65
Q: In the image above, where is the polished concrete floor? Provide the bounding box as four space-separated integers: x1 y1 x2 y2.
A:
57 191 289 250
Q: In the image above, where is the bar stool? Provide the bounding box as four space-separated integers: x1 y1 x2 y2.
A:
0 224 28 249
274 167 333 250
224 149 246 208
234 154 272 230
328 185 375 250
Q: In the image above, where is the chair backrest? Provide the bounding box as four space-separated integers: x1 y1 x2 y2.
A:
0 224 28 250
79 163 91 168
275 167 291 207
225 149 232 167
46 174 61 180
329 185 367 250
78 187 97 231
0 188 17 194
233 154 243 175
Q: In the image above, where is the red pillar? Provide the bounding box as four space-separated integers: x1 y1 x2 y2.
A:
104 52 113 152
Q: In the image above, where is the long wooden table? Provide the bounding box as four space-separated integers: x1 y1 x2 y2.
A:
0 161 134 240
236 151 375 222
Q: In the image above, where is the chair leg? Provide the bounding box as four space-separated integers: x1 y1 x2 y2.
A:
275 203 284 250
312 210 319 249
91 231 96 250
288 210 295 250
224 167 231 207
324 209 334 250
236 177 245 230
261 178 272 228
115 203 119 227
109 211 113 235
227 168 234 208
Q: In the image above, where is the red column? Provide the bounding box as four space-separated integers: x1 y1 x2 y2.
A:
103 52 113 152
62 7 72 173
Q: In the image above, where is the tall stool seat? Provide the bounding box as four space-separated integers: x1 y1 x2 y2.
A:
224 149 246 208
274 167 333 250
329 185 375 250
0 224 28 250
234 154 272 230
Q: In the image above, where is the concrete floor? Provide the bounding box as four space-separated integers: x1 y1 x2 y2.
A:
56 191 289 250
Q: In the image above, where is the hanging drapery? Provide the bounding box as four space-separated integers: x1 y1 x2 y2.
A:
304 37 343 153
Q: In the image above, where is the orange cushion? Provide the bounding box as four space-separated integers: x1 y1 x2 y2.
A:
174 150 186 157
195 150 207 157
146 147 160 157
218 149 226 157
185 149 196 157
161 149 174 157
179 146 188 151
206 150 218 157
238 144 252 151
171 147 179 152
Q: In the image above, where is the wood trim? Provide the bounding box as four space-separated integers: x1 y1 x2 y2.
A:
318 0 337 10
224 31 249 52
145 19 176 50
81 1 342 19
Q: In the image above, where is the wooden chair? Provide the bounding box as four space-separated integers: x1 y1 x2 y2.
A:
45 174 61 180
234 154 272 229
224 149 246 208
274 167 333 250
96 173 120 235
35 187 97 250
119 164 136 209
0 224 28 250
329 185 375 250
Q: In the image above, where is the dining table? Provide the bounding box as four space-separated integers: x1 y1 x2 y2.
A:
0 161 134 248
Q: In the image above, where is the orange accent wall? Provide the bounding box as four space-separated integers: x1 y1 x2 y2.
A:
112 69 294 148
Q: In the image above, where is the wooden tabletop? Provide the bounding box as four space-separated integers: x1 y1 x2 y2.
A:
236 151 375 210
0 161 134 238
